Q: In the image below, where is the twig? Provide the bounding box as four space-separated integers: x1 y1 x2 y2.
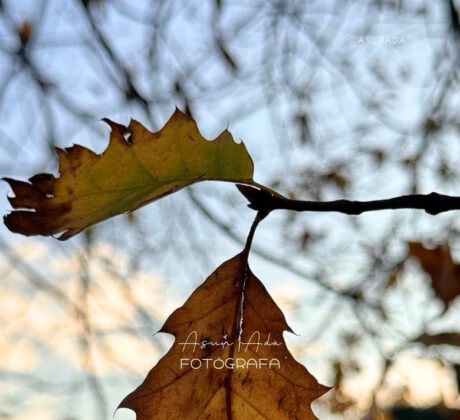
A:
186 188 374 303
237 184 460 216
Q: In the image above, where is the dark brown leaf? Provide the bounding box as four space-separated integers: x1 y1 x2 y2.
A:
408 242 460 307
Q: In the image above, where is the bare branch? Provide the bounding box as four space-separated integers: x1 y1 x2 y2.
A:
238 184 460 216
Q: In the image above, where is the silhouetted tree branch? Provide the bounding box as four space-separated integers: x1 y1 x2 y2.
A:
238 184 460 216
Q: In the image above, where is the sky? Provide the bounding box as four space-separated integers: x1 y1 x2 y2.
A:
1 0 460 419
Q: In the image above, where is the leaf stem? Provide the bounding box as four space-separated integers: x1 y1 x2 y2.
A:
225 212 264 420
242 211 266 260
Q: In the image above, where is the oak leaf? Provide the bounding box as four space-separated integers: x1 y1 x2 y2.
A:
407 242 460 307
119 253 329 419
4 109 254 239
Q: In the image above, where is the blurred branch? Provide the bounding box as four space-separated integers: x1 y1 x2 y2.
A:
187 188 376 304
0 236 86 318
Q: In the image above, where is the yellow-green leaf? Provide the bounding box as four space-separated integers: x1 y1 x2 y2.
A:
3 109 254 239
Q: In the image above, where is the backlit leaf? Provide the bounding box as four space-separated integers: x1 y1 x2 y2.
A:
408 241 460 307
4 109 254 239
119 252 329 419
